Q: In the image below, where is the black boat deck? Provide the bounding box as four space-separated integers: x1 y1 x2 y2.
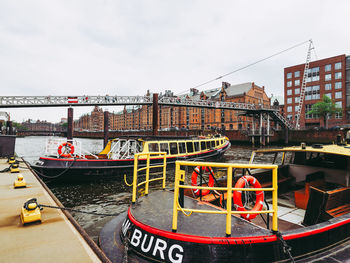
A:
131 191 271 237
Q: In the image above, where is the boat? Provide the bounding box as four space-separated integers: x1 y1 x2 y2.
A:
30 135 230 182
99 140 350 262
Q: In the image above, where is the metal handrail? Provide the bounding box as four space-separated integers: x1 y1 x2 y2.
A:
131 152 167 203
172 161 278 236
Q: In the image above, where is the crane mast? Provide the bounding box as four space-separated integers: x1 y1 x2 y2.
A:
295 40 315 130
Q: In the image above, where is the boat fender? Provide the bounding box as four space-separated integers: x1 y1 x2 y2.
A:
191 166 215 196
20 198 41 225
57 142 75 158
233 175 264 220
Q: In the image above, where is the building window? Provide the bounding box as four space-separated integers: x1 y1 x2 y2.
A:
335 72 342 79
287 73 292 79
325 83 332 90
335 92 342 99
312 94 320 100
287 98 292 104
295 105 300 112
305 104 318 119
287 89 292 96
335 62 342 70
287 106 292 112
295 88 300 94
335 82 342 89
325 64 331 72
295 79 300 86
335 101 342 119
325 93 332 99
295 71 300 78
295 97 300 103
287 81 292 87
287 115 293 121
325 74 332 81
305 95 311 100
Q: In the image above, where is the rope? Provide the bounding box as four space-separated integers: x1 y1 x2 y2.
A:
275 231 295 262
191 40 311 89
38 204 120 217
176 199 192 217
25 158 77 179
0 167 10 173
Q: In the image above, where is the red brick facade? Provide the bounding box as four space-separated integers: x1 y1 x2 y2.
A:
284 54 349 128
74 82 271 131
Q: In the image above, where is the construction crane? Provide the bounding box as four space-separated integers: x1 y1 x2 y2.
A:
295 39 315 130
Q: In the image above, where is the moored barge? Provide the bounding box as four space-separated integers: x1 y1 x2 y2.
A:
31 135 230 182
99 141 350 262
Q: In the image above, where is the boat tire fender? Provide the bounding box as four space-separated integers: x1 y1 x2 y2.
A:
233 175 264 220
191 166 215 196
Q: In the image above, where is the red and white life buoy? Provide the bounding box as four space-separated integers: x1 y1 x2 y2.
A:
233 175 264 220
191 166 215 196
57 142 75 158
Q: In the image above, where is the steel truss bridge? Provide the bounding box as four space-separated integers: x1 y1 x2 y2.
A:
0 95 293 129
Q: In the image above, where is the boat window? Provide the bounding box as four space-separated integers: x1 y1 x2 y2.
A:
206 141 210 149
178 142 186 154
186 142 194 153
194 141 199 152
170 142 178 155
294 152 347 169
215 140 219 146
201 141 206 150
221 139 224 144
148 143 159 152
160 143 169 154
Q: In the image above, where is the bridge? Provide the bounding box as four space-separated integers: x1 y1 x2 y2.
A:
0 94 292 145
0 95 293 129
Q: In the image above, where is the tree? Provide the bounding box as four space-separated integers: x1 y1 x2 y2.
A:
306 95 342 129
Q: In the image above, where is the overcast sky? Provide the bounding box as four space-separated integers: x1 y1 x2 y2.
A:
1 0 350 122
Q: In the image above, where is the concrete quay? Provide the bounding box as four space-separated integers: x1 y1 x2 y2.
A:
0 158 109 263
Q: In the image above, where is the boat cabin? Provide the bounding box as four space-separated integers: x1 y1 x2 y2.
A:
250 143 350 227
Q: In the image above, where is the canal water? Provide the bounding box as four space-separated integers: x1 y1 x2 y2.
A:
15 136 275 242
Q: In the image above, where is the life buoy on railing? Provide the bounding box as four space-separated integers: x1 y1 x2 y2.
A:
191 166 215 196
233 175 264 220
57 142 75 158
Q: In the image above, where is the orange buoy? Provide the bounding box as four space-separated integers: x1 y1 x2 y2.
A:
191 166 215 196
233 175 264 220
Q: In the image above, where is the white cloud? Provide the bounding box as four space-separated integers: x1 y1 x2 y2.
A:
1 0 350 122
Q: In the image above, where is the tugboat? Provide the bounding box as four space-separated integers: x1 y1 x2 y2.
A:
99 139 350 262
30 135 230 182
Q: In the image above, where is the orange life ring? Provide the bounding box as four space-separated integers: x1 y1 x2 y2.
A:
57 142 75 158
191 166 215 196
233 175 264 220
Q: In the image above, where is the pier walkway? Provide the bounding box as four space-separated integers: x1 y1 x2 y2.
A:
0 158 103 263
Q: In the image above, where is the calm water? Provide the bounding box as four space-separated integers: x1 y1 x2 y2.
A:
15 136 270 242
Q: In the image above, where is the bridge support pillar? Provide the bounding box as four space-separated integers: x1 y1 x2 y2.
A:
152 93 159 136
284 128 289 145
104 111 109 148
67 107 73 142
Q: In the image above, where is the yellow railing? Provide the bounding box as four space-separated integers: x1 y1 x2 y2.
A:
131 152 167 203
172 161 278 236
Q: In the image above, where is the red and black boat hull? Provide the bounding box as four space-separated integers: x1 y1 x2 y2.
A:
99 191 350 263
30 143 230 183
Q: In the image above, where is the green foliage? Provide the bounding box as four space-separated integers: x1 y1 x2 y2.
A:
61 122 68 128
306 95 342 128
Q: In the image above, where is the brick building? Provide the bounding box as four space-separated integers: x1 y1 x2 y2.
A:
284 55 350 129
74 82 271 132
